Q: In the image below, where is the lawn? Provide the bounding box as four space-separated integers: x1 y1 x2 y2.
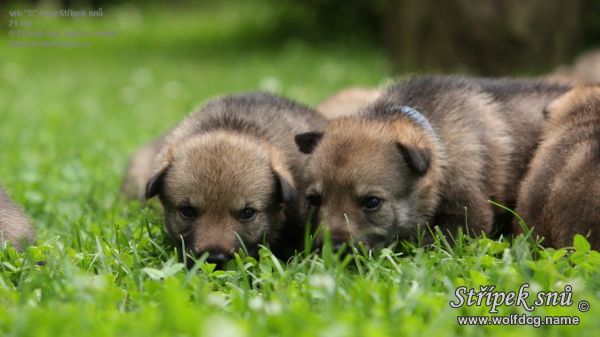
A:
1 2 599 336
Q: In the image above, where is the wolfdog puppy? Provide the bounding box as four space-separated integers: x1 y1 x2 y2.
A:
295 76 569 248
516 85 600 249
145 93 326 266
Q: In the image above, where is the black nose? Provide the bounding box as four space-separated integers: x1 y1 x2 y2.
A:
319 237 351 253
331 240 348 251
332 240 347 252
203 250 232 266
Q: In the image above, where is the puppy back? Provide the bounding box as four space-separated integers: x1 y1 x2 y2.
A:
370 76 513 206
516 86 600 247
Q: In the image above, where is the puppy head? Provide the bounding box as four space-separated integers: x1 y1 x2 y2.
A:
544 85 600 128
295 117 440 248
146 131 296 266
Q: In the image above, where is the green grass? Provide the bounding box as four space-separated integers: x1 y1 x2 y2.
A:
1 2 599 336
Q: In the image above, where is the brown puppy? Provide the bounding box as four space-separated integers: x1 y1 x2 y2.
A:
317 87 380 119
0 185 35 251
516 86 600 249
476 78 571 229
547 49 600 84
121 134 167 200
295 76 569 248
146 93 325 266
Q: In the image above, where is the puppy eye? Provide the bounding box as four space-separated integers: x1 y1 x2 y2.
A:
307 194 321 207
362 197 382 212
238 207 257 222
178 206 198 220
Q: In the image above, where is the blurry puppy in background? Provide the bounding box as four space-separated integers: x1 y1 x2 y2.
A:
317 87 380 119
0 185 35 251
143 93 326 267
546 49 600 85
516 85 600 249
295 76 570 249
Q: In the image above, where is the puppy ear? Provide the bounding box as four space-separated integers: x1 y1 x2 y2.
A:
268 147 297 204
542 97 562 120
397 142 431 176
273 170 297 204
295 132 323 154
145 162 170 199
543 86 598 121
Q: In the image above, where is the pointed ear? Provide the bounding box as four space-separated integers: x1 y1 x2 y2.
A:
268 148 297 204
295 132 323 154
542 86 595 121
397 142 431 176
273 170 297 204
145 162 170 199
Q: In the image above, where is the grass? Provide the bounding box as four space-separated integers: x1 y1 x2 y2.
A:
1 2 599 336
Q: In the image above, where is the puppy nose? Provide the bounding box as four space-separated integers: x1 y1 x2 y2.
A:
321 234 351 252
204 250 232 266
332 239 348 252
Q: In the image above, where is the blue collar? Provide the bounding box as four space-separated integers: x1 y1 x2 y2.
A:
388 105 436 137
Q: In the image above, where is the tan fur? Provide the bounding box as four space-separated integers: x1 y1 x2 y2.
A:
546 50 600 84
475 79 572 211
317 87 380 119
516 85 600 249
297 76 570 247
145 93 325 263
304 117 445 243
157 132 290 252
0 185 35 251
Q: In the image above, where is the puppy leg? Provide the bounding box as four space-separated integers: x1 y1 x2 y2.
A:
432 192 494 239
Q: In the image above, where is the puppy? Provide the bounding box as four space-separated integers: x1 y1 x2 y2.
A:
295 76 569 248
145 93 326 266
0 185 35 251
121 134 167 200
546 49 600 84
317 87 381 119
476 78 571 218
516 86 600 249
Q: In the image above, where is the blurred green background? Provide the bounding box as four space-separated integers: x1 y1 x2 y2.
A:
3 0 599 75
4 0 600 74
1 0 388 234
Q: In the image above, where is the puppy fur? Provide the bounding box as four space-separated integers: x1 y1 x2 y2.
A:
121 134 167 200
546 49 600 85
146 93 325 264
295 76 570 247
515 85 600 249
0 185 35 251
317 87 381 119
476 77 571 227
